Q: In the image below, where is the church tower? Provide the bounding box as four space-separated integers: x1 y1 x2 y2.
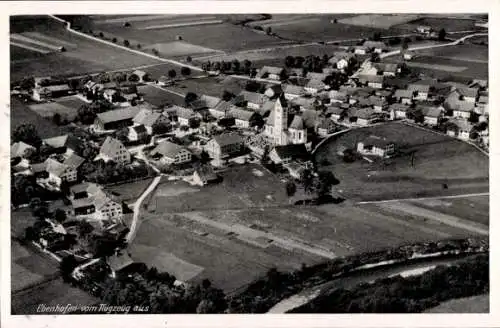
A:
273 95 288 145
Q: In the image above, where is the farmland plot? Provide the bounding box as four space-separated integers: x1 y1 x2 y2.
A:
338 14 422 29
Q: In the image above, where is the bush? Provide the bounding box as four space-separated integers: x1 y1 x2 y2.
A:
112 37 117 43
124 39 130 47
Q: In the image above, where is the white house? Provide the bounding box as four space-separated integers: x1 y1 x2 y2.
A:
304 79 327 95
228 107 259 129
389 103 410 120
394 89 413 105
452 101 475 119
96 136 130 164
204 133 244 162
357 136 395 158
150 141 192 165
420 106 442 126
282 84 304 100
408 83 430 101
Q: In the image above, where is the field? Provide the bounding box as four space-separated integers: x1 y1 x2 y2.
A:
412 44 488 63
425 294 489 313
10 16 164 82
28 95 87 121
131 162 484 294
165 76 244 98
338 14 421 29
396 17 481 33
314 122 489 201
137 84 185 107
142 41 222 58
11 97 68 138
105 177 153 204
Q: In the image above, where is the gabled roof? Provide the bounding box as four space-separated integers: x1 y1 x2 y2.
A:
306 72 328 81
212 133 243 147
96 107 142 124
362 41 387 49
176 106 196 119
368 95 386 107
99 137 126 156
289 115 304 130
11 141 35 158
301 109 321 129
291 96 315 109
257 66 284 78
329 90 348 101
283 84 304 96
70 182 102 196
63 153 85 169
43 134 81 151
453 101 475 113
478 95 488 104
213 100 232 113
45 158 68 177
107 252 134 272
359 75 384 84
133 109 165 127
329 51 355 64
419 105 442 118
131 124 148 134
356 107 376 119
305 79 326 90
151 141 189 159
239 90 266 105
456 87 479 98
394 89 414 99
447 118 473 132
327 105 345 115
361 135 394 148
376 63 398 73
317 117 336 129
200 95 222 109
389 103 410 112
408 83 430 93
228 107 257 121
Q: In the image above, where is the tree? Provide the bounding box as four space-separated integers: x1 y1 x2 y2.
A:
115 128 129 143
372 32 382 41
152 48 159 56
123 39 130 47
401 40 409 51
53 209 67 223
124 22 131 27
128 74 140 82
221 90 235 101
189 118 200 129
231 59 240 73
371 52 380 63
168 69 177 79
181 66 191 77
285 181 297 202
137 43 141 49
243 59 252 74
184 92 198 105
112 37 117 43
300 169 315 194
200 150 211 164
186 56 192 63
60 255 78 282
77 220 94 237
316 171 339 197
265 26 272 35
20 77 35 90
13 124 42 148
99 32 104 38
285 55 295 68
438 28 446 41
196 299 216 313
77 104 97 125
152 121 171 135
52 113 62 125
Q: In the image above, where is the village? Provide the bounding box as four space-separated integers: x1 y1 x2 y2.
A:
10 13 490 315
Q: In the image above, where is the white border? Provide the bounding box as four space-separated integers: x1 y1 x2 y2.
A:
1 2 498 328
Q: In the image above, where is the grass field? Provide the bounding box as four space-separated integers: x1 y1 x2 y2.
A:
143 41 221 58
338 14 421 29
28 95 88 121
412 44 488 63
424 294 489 313
105 177 153 204
137 84 185 107
11 97 68 138
314 122 489 201
165 76 243 99
396 17 481 33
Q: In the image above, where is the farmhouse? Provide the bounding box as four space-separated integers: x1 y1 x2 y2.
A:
376 63 399 76
133 108 170 134
127 124 148 142
204 133 244 161
228 107 261 129
419 105 443 126
368 95 387 112
43 134 82 156
257 66 285 80
210 100 232 119
265 96 307 145
389 103 410 119
447 119 473 140
282 84 305 100
11 141 36 158
192 166 219 186
62 153 85 173
94 107 141 131
290 96 316 111
316 118 337 137
108 252 134 278
356 107 377 126
359 75 384 89
363 41 388 53
456 87 479 103
96 137 131 164
103 89 119 103
354 45 369 55
329 52 355 70
393 89 413 105
150 141 192 165
238 91 267 110
269 143 309 165
329 90 348 103
32 84 72 101
176 107 197 126
44 157 78 185
408 83 430 100
70 183 122 221
357 135 395 158
304 79 327 95
306 72 328 81
451 101 476 119
328 105 346 122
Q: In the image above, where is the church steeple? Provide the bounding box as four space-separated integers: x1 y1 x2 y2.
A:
273 94 288 145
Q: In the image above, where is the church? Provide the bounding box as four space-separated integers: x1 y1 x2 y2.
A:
264 95 307 146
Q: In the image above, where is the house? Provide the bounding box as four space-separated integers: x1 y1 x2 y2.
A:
354 45 369 55
257 66 285 80
408 83 430 100
357 135 395 158
282 84 305 100
96 137 130 164
103 89 119 103
389 103 410 120
363 41 388 53
264 96 307 145
359 75 384 89
316 118 336 137
204 133 244 161
264 84 283 99
376 63 399 76
94 107 142 131
416 25 432 34
328 105 346 122
62 153 85 178
108 252 134 278
150 141 192 165
33 157 78 189
132 70 148 83
368 96 387 112
210 100 232 119
176 107 197 126
133 108 170 134
419 105 443 126
192 166 219 186
228 107 260 129
32 84 72 101
127 124 148 142
452 101 476 119
304 79 327 95
403 52 414 60
306 72 328 82
290 96 316 111
42 134 82 157
11 141 36 158
269 144 309 165
329 90 348 104
456 87 479 103
156 75 172 86
329 52 355 70
238 91 267 110
356 108 377 126
393 89 413 105
447 119 473 140
70 183 122 221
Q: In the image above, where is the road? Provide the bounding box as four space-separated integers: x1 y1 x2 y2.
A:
48 15 204 72
268 253 479 313
125 175 162 243
380 32 488 59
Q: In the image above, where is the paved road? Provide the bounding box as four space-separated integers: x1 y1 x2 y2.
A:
380 32 488 59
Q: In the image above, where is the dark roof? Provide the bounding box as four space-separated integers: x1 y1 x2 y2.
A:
108 252 134 272
272 144 309 160
361 135 394 148
63 153 85 169
151 141 189 158
228 108 257 121
131 124 148 134
96 107 141 124
359 75 384 84
212 133 243 147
